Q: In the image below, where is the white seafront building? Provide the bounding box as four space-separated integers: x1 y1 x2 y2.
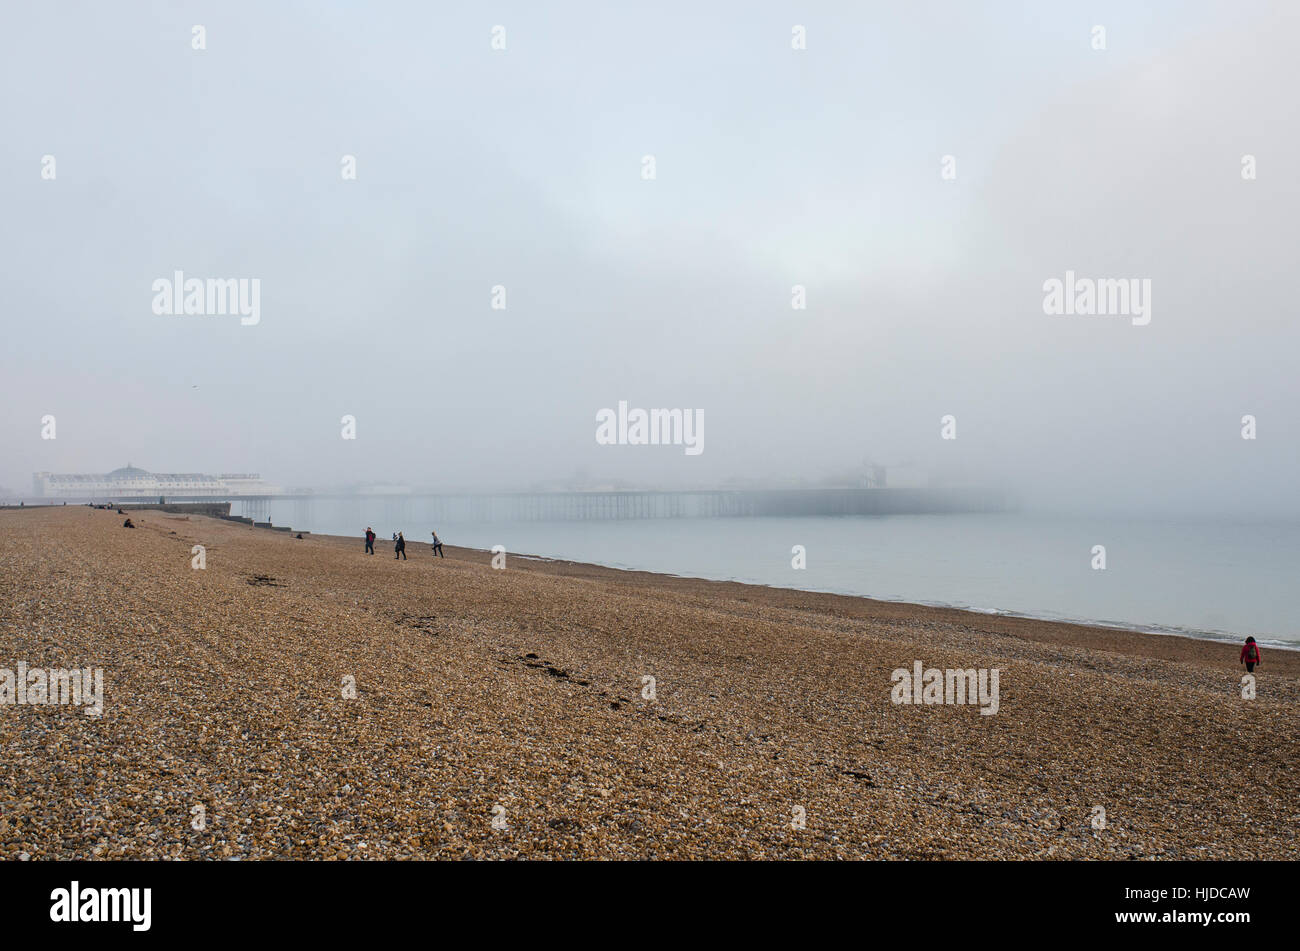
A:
32 465 283 500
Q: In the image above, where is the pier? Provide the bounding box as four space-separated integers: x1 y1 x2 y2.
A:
25 487 1011 524
230 487 1011 524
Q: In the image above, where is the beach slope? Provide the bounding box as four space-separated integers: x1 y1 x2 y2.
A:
1 508 1296 859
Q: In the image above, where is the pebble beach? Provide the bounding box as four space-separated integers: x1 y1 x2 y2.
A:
2 506 1296 860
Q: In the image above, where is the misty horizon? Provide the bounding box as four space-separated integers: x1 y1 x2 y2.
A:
4 1 1297 520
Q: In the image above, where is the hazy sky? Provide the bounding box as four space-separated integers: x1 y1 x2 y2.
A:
2 1 1296 515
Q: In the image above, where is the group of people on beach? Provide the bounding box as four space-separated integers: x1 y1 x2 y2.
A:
364 527 443 560
357 518 1272 675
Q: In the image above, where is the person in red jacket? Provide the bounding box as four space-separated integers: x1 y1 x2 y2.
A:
364 527 376 555
1240 636 1261 673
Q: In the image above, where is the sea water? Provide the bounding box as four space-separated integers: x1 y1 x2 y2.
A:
251 501 1300 648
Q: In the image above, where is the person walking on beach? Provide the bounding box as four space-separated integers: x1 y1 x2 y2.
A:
365 527 376 555
1240 636 1262 673
395 532 407 560
431 530 444 558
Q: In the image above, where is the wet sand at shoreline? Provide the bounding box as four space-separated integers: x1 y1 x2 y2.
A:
2 507 1296 859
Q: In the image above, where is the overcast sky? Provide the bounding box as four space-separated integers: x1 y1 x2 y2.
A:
2 1 1296 515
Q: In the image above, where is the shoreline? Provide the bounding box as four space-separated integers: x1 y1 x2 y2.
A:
308 526 1300 661
497 548 1300 652
286 510 1300 651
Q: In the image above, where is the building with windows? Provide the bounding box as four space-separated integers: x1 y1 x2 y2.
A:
32 466 282 500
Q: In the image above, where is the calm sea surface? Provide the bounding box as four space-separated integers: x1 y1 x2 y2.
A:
247 500 1300 648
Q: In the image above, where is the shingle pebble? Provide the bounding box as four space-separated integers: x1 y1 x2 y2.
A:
1 507 1296 859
